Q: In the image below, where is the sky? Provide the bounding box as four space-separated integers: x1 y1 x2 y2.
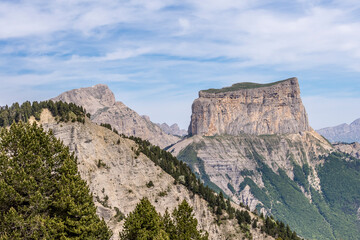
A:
1 0 360 130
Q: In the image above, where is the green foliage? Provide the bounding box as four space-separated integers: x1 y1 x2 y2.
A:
0 100 86 127
202 79 288 93
120 198 208 240
100 123 112 131
97 159 109 169
146 181 155 188
242 148 334 239
114 207 125 222
125 136 228 216
120 198 168 240
313 152 360 239
292 164 309 191
0 122 111 239
171 200 208 240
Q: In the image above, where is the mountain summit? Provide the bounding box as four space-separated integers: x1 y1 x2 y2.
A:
317 118 360 143
52 84 180 148
189 77 311 136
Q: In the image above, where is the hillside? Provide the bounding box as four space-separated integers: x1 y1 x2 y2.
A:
32 108 277 240
52 84 180 148
171 78 360 239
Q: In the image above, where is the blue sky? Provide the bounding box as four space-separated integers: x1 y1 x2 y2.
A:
1 0 360 130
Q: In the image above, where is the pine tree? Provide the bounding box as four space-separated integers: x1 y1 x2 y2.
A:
172 200 208 240
0 122 111 239
120 198 169 240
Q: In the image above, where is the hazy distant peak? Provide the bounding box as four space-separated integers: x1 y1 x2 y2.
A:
157 122 188 137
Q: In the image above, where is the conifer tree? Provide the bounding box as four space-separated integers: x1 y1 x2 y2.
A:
172 200 208 240
120 198 169 240
0 122 111 239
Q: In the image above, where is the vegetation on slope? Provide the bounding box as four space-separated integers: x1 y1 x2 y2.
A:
0 122 111 239
0 100 87 127
314 152 360 239
120 198 208 240
202 79 289 93
119 134 301 240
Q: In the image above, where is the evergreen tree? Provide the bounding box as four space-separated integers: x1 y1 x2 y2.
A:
172 200 208 240
0 122 111 239
120 198 168 240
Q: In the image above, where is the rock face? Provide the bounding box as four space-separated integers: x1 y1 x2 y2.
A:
33 110 272 240
157 122 188 137
317 118 360 143
52 84 179 148
189 77 311 136
170 78 360 239
334 142 360 158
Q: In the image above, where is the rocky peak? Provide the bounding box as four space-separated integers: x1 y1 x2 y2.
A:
157 122 188 137
52 84 180 148
52 84 116 115
189 77 311 136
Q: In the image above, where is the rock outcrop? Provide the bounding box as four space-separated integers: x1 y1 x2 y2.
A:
334 142 360 158
33 109 272 240
52 84 180 148
317 118 360 143
189 77 311 136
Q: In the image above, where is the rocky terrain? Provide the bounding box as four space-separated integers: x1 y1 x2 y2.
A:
32 109 272 240
189 77 311 136
171 78 360 239
334 142 360 158
52 84 180 148
156 122 188 137
317 118 360 143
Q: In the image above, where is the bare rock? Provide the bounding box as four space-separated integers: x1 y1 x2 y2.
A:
189 77 311 136
52 84 180 148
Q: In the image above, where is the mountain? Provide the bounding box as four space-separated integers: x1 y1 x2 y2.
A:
30 108 276 240
170 78 360 240
52 84 180 148
189 77 311 136
157 122 188 137
317 118 360 143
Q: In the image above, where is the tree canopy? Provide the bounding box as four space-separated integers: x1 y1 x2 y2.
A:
120 198 208 240
0 122 111 239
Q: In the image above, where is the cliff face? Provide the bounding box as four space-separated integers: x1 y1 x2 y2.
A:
52 84 179 148
189 78 311 136
170 78 360 239
32 110 271 240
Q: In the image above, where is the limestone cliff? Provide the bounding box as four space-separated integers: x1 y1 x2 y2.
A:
33 110 272 240
189 77 311 136
170 78 360 239
52 84 179 148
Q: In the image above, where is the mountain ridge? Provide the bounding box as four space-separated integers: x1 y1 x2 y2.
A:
52 84 180 148
317 118 360 143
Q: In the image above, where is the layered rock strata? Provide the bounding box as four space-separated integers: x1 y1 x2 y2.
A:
52 84 179 148
32 110 272 240
189 77 311 136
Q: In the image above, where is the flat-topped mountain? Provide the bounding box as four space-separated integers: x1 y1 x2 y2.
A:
171 77 360 239
189 77 311 136
317 118 360 143
52 84 179 148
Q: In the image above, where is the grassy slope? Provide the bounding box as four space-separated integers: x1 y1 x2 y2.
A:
202 79 289 93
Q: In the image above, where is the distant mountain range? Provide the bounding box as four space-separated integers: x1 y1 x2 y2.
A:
156 122 187 137
317 118 360 143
